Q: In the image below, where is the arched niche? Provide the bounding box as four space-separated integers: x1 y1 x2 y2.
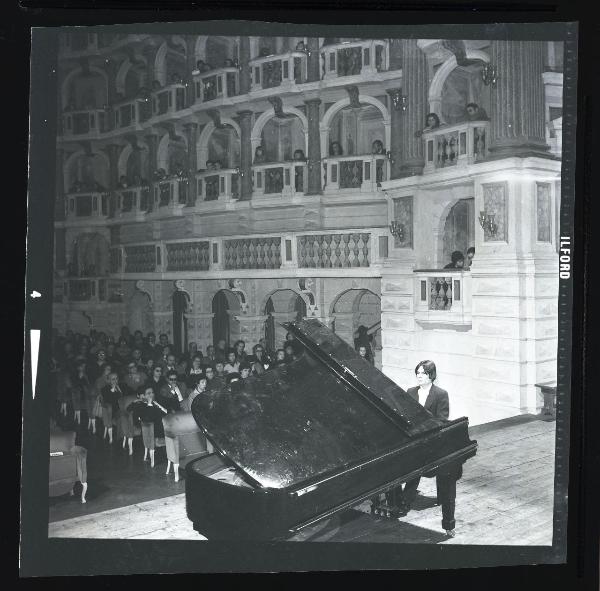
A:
212 289 242 347
126 289 154 335
116 58 146 100
428 50 490 120
70 232 111 276
154 41 186 87
320 95 390 159
197 120 241 170
64 150 110 192
251 108 309 162
157 131 188 175
326 102 386 157
61 66 109 110
195 36 238 64
117 141 149 183
440 198 475 267
262 288 307 352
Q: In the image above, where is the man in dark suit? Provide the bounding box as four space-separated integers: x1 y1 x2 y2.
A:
159 370 188 411
400 360 460 537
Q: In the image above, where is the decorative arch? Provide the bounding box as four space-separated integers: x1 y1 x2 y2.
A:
428 50 490 116
115 59 132 96
171 35 187 54
61 66 109 110
329 288 381 316
156 130 188 173
154 42 168 86
251 107 309 156
71 232 111 276
435 195 475 268
197 118 242 169
64 149 111 191
117 144 133 178
319 95 391 158
260 287 308 317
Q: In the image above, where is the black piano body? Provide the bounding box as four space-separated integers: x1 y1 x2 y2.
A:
186 319 477 540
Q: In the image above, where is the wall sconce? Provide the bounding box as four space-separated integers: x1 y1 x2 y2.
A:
481 63 497 87
389 220 405 241
478 211 498 236
400 95 409 112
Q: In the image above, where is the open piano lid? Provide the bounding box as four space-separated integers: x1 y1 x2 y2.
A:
191 319 444 491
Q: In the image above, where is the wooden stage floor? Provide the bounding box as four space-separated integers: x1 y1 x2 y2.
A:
48 415 556 545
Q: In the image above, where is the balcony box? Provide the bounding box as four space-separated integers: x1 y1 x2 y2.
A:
249 51 308 91
324 155 388 193
321 40 388 80
252 161 307 199
196 169 240 204
62 109 110 138
65 192 109 221
115 186 151 220
152 84 187 117
423 120 490 173
193 67 239 103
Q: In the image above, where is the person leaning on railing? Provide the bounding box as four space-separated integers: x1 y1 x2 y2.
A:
415 112 441 138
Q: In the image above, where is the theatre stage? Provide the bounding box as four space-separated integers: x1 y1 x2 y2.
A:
49 415 555 545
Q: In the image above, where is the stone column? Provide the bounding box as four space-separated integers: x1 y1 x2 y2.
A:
104 144 121 218
237 110 253 200
236 315 269 351
105 58 119 105
307 38 321 82
144 133 159 211
183 122 198 206
185 35 197 107
398 39 428 177
386 88 403 179
238 36 251 95
143 46 157 88
305 98 322 195
55 147 65 221
389 38 403 71
488 41 550 158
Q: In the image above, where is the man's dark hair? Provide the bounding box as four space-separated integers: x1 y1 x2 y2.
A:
451 250 465 264
467 246 475 256
466 102 479 110
166 370 178 380
239 362 252 372
415 360 437 382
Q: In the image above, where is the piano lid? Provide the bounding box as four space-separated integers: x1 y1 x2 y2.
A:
190 319 441 490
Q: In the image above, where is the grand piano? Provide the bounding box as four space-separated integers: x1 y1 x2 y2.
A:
186 318 477 540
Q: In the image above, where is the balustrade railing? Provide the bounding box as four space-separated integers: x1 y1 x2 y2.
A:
324 155 387 192
250 51 308 91
65 192 109 220
414 269 472 325
252 162 307 197
297 232 372 268
423 121 489 171
66 277 108 302
224 237 282 270
123 244 158 273
193 67 239 103
153 178 189 209
321 40 388 80
166 241 211 271
115 185 152 215
152 84 187 117
196 169 239 202
62 109 110 137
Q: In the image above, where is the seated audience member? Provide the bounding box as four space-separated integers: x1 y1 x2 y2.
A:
293 149 306 161
161 353 179 377
160 371 187 410
330 141 343 156
444 250 465 270
273 348 287 367
70 358 90 426
130 348 146 373
155 333 171 357
234 340 247 363
239 363 257 395
465 246 475 270
284 343 298 363
186 356 205 388
123 361 147 392
250 343 270 375
224 349 240 374
357 344 374 365
115 337 132 363
215 339 228 363
144 333 157 359
465 102 489 121
144 357 156 376
371 139 385 155
215 361 226 380
146 366 166 396
415 113 441 138
284 331 303 356
205 365 224 392
184 342 201 367
99 372 130 444
183 377 207 412
105 343 120 374
258 338 273 363
90 364 112 434
203 345 217 367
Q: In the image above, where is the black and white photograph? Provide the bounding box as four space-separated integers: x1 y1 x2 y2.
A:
19 13 588 577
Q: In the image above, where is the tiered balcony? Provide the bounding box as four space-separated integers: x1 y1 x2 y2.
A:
321 40 388 80
423 121 489 172
152 83 187 117
193 67 239 103
65 192 109 221
66 277 107 302
62 109 110 137
413 269 472 327
115 185 152 219
324 155 388 193
252 162 307 198
109 228 389 277
113 97 152 129
249 51 308 91
196 169 240 203
152 177 189 211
